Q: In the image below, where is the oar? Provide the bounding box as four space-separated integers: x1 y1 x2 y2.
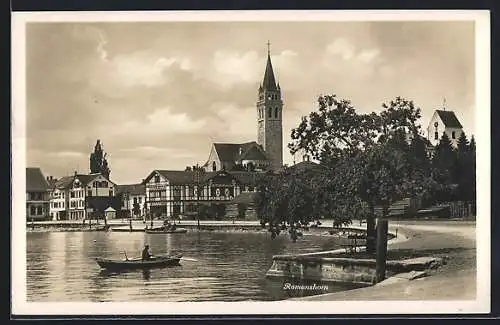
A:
180 257 199 262
121 250 129 261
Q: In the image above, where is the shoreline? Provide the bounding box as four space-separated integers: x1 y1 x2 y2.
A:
293 221 476 301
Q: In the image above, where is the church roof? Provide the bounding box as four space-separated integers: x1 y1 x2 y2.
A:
436 110 463 128
262 53 278 91
26 168 51 192
213 141 269 163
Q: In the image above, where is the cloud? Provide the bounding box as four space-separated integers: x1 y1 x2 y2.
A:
207 49 299 88
111 107 208 137
326 38 356 60
118 146 197 160
324 38 382 66
47 151 85 158
357 48 381 63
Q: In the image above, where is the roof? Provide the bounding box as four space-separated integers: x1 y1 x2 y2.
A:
26 168 50 192
231 191 260 204
262 53 278 91
288 161 326 173
116 183 145 196
105 207 116 212
212 141 269 163
47 178 58 189
145 170 263 186
53 173 112 190
436 110 463 128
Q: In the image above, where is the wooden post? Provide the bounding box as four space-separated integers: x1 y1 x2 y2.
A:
375 218 389 284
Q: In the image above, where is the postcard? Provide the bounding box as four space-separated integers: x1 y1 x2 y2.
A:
11 10 490 316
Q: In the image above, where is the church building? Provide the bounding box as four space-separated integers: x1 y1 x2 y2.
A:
426 106 464 148
202 43 284 172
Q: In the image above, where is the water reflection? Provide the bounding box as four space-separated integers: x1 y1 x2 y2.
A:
28 231 347 302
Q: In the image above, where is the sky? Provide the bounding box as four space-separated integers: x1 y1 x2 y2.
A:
25 21 476 185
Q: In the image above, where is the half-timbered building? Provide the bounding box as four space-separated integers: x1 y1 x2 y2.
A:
143 169 261 219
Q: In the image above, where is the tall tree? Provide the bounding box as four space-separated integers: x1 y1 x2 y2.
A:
261 95 434 252
89 140 111 179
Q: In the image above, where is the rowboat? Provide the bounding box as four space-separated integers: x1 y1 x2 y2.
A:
145 227 188 234
95 253 183 270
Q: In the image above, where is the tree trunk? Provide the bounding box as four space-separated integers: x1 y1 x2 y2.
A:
375 218 389 283
366 203 376 254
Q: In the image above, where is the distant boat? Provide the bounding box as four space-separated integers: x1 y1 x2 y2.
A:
110 227 146 232
145 227 188 234
95 253 183 271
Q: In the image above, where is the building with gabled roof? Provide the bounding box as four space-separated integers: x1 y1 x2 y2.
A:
116 183 146 219
49 171 117 220
426 108 464 148
142 169 263 219
26 167 51 220
202 141 271 172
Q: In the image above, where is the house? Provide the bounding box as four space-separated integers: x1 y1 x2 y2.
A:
26 167 51 221
426 109 464 148
50 172 117 220
116 183 146 220
143 169 261 219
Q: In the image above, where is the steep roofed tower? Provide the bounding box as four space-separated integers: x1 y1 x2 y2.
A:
256 41 283 170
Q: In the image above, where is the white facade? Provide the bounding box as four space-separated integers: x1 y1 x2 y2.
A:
68 177 86 220
49 173 117 221
50 188 66 221
426 110 464 148
122 193 146 219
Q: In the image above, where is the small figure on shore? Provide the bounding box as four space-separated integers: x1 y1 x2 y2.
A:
142 245 151 261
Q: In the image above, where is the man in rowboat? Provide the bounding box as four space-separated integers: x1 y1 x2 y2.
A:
141 245 151 261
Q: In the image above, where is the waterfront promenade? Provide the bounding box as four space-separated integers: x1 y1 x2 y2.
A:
27 218 477 301
296 220 477 300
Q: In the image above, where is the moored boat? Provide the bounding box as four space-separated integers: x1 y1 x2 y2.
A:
95 253 183 270
145 228 187 234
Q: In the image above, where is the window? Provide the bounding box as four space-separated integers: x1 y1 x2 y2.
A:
36 207 42 215
452 131 456 139
133 197 137 204
212 161 217 171
101 181 108 188
154 175 160 183
70 192 75 198
139 197 142 203
434 132 438 140
88 190 92 197
109 189 113 196
268 107 272 118
274 107 278 118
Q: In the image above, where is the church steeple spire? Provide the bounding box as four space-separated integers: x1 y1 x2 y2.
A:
262 40 278 91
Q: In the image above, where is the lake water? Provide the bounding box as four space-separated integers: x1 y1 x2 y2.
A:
27 231 357 302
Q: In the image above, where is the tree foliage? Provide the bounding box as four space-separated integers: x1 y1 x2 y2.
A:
89 140 111 179
261 95 437 250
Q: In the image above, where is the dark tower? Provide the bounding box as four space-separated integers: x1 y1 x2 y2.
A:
256 41 283 170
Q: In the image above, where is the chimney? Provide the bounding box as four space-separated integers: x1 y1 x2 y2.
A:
46 176 50 181
74 171 78 176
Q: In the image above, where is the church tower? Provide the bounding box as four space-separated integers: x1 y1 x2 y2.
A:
257 42 283 170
